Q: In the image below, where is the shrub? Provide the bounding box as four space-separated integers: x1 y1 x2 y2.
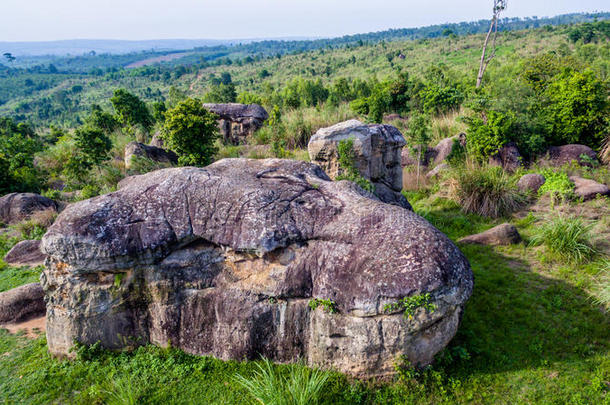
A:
234 358 330 405
530 216 597 263
162 98 219 167
537 169 574 202
110 89 154 131
463 111 514 162
447 165 525 218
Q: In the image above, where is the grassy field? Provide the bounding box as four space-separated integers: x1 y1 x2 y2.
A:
1 188 608 404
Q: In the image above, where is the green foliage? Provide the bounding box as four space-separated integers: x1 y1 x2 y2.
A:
63 126 112 185
537 169 574 201
447 165 525 218
110 89 154 131
308 298 338 314
234 358 330 405
463 111 514 162
568 20 610 43
419 65 465 114
383 293 436 319
162 98 219 166
237 91 263 105
592 260 610 309
85 104 119 133
530 216 597 263
0 117 43 193
204 83 237 103
336 138 374 193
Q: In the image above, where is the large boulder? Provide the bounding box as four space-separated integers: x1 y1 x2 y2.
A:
489 143 522 172
41 159 473 378
124 141 178 169
544 144 598 167
430 133 466 166
0 283 45 324
458 223 522 246
4 240 45 267
569 176 610 201
517 174 546 194
308 120 411 209
202 103 268 145
0 193 58 225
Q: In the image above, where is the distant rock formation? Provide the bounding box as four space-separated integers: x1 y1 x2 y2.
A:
124 141 178 169
543 144 598 167
203 103 268 145
41 158 473 378
0 193 58 225
308 120 411 209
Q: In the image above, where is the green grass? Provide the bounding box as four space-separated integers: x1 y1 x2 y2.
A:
0 264 42 292
530 215 597 263
1 193 608 404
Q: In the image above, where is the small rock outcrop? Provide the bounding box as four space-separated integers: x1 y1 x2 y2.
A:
203 103 268 145
489 143 522 172
308 120 411 209
430 133 466 166
4 240 45 267
426 163 449 179
569 176 610 201
0 193 58 225
124 141 178 169
517 174 546 194
544 144 598 167
150 132 164 148
459 223 522 246
41 158 473 378
0 283 45 324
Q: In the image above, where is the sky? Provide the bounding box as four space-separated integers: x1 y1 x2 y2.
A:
2 0 608 42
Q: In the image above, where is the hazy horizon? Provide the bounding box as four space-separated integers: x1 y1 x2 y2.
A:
1 0 608 42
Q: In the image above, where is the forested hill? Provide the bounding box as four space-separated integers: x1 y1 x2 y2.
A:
3 12 608 73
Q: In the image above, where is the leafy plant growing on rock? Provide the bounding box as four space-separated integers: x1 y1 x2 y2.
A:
308 298 338 314
404 112 432 187
336 138 374 193
384 293 436 320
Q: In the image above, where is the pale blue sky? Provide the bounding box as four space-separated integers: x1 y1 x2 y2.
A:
2 0 608 41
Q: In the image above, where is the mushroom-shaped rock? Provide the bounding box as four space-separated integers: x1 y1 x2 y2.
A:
459 223 522 246
308 120 411 210
124 141 178 169
202 103 268 145
4 240 45 267
0 283 45 324
569 176 610 201
41 158 473 378
0 193 58 225
517 174 546 194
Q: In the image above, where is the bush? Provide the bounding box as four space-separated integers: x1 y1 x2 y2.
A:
530 216 597 263
110 89 154 131
162 98 219 167
234 358 330 405
336 138 374 193
537 169 574 202
463 111 514 162
447 165 525 218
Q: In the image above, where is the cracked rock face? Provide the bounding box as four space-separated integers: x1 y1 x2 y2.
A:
41 158 473 377
308 120 411 210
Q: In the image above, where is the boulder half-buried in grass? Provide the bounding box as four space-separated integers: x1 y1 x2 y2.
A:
40 158 473 378
0 283 45 324
459 223 522 246
4 240 45 267
569 176 610 201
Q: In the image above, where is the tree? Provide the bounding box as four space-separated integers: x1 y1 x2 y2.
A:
3 52 15 63
476 1 507 88
110 89 154 131
405 113 431 187
161 98 219 167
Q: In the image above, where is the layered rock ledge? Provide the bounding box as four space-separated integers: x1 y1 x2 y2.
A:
41 158 472 377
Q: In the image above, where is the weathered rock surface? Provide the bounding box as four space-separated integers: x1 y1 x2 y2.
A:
203 103 268 145
489 143 522 172
426 163 449 179
4 240 45 267
150 132 164 148
544 144 598 167
41 158 473 378
459 223 522 246
517 174 546 194
124 141 178 169
0 193 58 225
401 134 465 169
308 120 411 210
569 176 610 201
0 283 45 324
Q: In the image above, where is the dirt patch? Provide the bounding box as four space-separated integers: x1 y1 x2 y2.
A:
126 52 192 68
1 316 46 339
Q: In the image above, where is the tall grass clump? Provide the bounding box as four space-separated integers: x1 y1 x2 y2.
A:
446 164 525 218
530 216 597 263
234 358 330 405
592 260 610 310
